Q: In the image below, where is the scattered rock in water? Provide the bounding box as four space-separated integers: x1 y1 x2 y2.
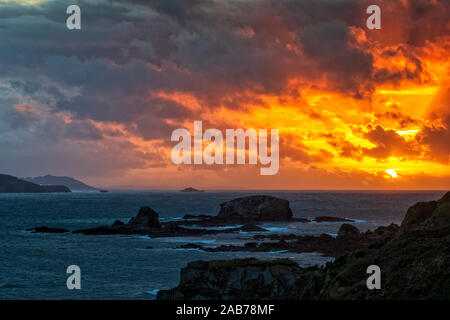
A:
52 195 309 236
72 206 247 237
314 216 354 223
27 226 69 233
73 206 163 235
239 224 268 232
183 214 212 220
159 191 450 300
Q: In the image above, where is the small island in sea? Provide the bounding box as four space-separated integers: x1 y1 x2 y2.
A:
180 187 204 192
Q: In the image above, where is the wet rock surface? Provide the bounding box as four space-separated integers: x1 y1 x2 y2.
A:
51 195 308 237
159 192 450 300
176 222 398 257
157 258 305 300
128 206 161 228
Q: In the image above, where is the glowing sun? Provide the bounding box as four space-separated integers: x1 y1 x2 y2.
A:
386 169 398 179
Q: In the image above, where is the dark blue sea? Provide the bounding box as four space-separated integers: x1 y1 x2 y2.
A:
0 190 445 299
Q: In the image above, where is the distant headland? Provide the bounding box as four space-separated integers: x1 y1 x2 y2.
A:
0 174 71 193
23 175 98 191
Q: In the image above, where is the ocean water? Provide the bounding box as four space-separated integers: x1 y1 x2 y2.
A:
0 190 445 299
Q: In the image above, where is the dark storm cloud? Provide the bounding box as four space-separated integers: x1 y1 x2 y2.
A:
2 104 40 129
299 21 374 97
63 120 104 140
363 125 419 159
2 0 447 130
417 115 450 164
0 0 448 178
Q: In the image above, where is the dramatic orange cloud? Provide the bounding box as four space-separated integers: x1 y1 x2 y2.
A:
1 0 449 189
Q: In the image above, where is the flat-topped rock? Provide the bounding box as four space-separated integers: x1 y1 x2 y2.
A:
217 195 293 221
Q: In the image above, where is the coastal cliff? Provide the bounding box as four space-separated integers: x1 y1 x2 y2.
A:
158 192 450 300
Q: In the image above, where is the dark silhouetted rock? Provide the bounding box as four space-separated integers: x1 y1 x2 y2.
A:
112 220 125 227
400 191 450 232
73 207 247 237
157 258 303 300
373 223 399 237
0 174 71 193
217 195 293 221
27 226 69 233
337 223 361 239
161 192 450 300
128 207 161 228
244 242 258 248
400 200 437 232
183 214 211 220
240 224 268 232
314 216 354 223
180 187 204 192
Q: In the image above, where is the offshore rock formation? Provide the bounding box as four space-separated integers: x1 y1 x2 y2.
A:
69 195 303 236
217 195 293 221
180 195 309 227
71 206 268 237
128 206 161 228
158 192 450 300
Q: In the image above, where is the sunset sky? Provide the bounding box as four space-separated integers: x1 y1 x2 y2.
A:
0 0 449 189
